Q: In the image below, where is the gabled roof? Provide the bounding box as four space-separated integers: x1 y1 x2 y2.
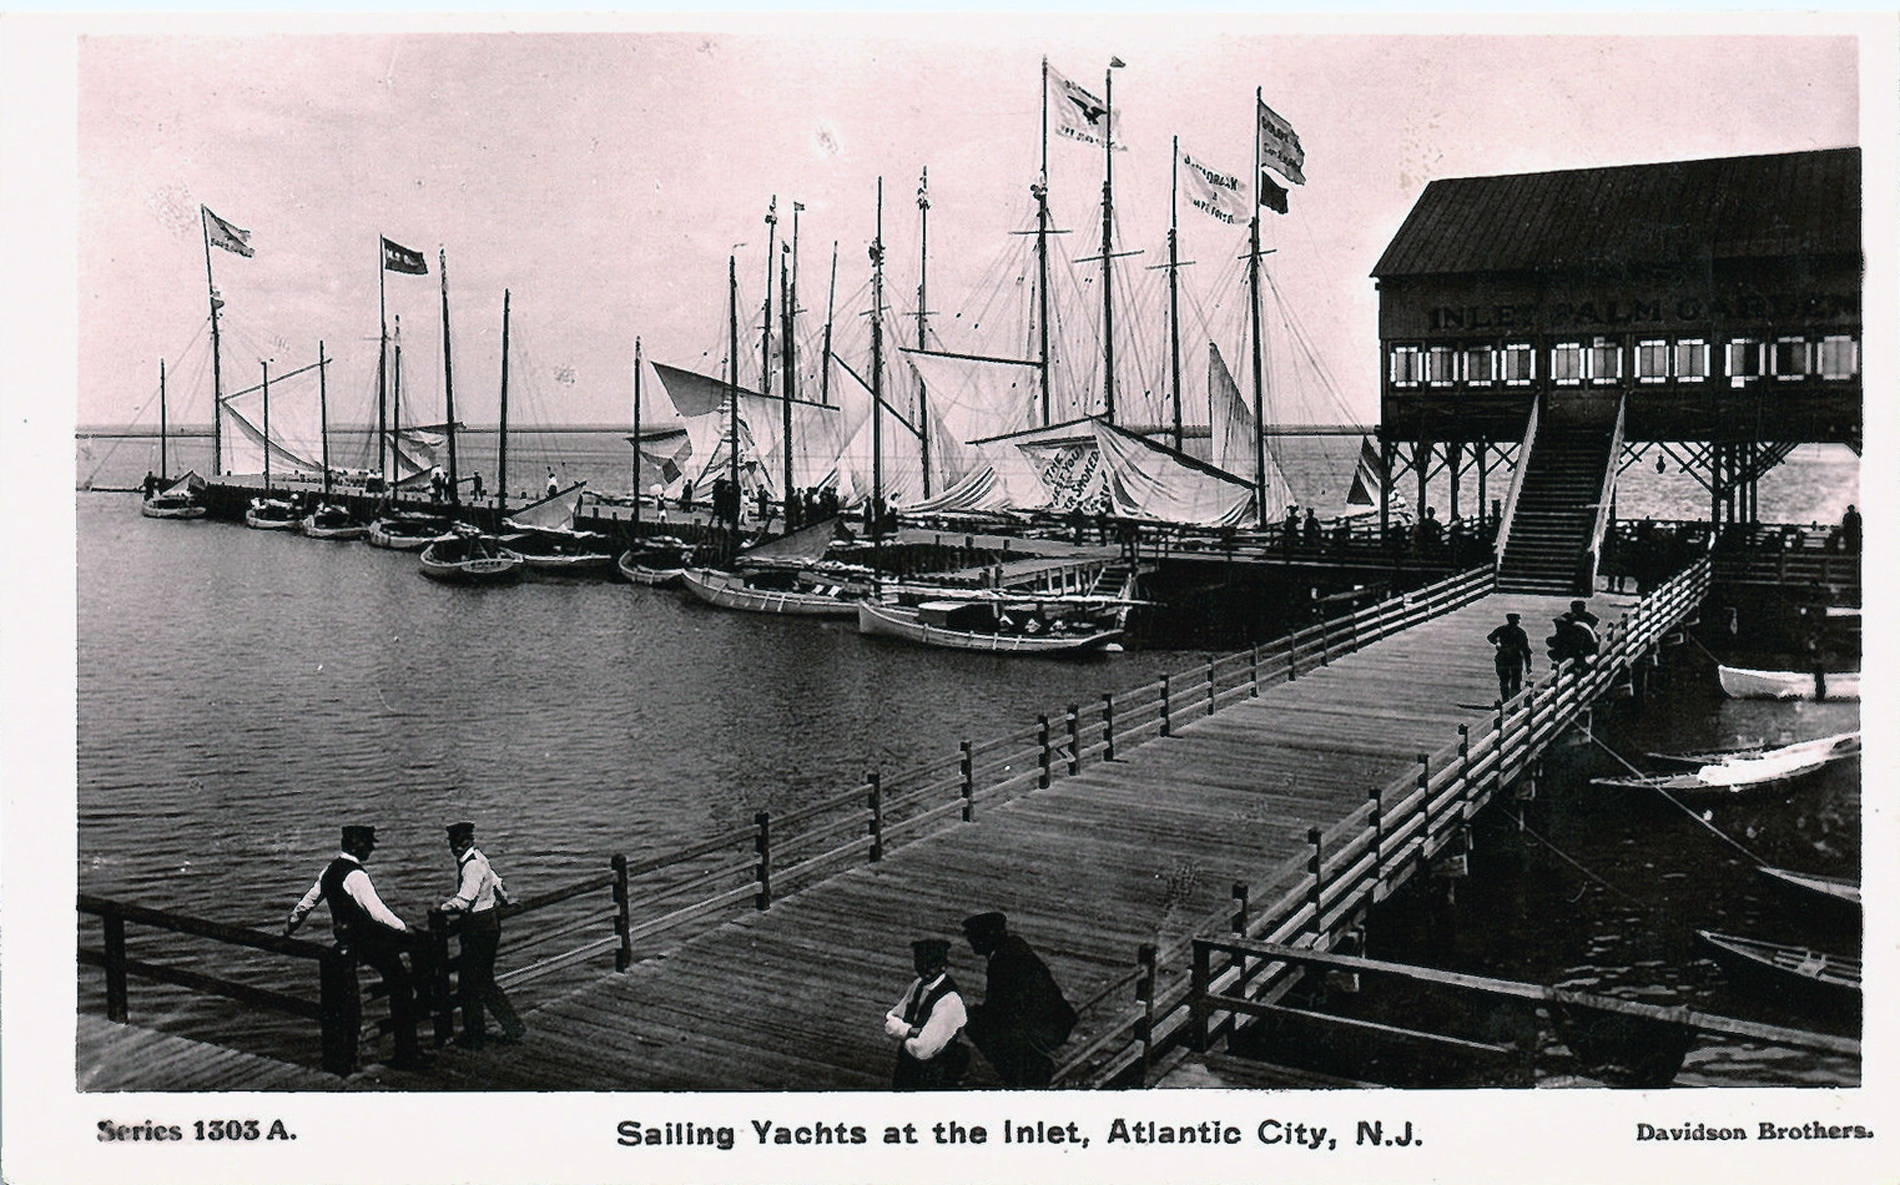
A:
1372 147 1859 278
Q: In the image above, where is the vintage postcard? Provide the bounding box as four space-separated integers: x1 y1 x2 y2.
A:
3 9 1894 1184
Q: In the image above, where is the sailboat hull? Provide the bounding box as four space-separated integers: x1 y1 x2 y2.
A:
1718 664 1860 701
857 601 1122 655
681 568 862 617
244 499 301 530
140 497 206 520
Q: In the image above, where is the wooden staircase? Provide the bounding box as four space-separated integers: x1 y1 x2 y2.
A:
1497 425 1617 594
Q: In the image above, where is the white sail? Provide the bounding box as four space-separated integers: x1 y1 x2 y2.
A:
1091 420 1256 526
504 482 586 531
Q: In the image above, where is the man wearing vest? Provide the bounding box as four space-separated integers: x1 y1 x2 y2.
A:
438 821 526 1049
882 938 970 1090
285 825 431 1070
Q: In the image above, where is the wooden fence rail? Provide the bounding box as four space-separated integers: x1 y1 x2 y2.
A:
1053 557 1712 1086
79 562 1510 1078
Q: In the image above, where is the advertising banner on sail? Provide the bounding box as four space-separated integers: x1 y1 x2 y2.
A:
1046 62 1121 151
1181 150 1249 224
1256 97 1306 186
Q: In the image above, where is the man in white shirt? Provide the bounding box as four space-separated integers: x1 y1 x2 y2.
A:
285 825 430 1070
883 938 970 1090
438 821 525 1049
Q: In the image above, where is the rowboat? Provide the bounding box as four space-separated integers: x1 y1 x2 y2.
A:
1591 732 1859 799
1697 930 1860 1015
858 598 1124 655
244 496 301 530
500 526 615 575
366 511 452 551
617 536 694 589
680 566 869 618
1756 866 1860 921
1718 664 1859 701
299 502 366 541
418 529 524 585
1644 739 1768 768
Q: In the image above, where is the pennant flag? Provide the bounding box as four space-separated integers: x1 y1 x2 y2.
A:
1259 169 1289 215
202 206 254 257
1047 62 1119 151
1256 98 1306 186
382 237 428 275
1181 150 1249 225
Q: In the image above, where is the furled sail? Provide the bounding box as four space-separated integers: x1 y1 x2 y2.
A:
650 361 843 502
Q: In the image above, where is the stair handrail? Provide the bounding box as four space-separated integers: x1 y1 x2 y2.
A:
1580 392 1628 592
1492 392 1542 565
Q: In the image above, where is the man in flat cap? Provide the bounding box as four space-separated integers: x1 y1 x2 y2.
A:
1485 612 1533 703
960 911 1077 1088
285 825 430 1069
883 938 970 1090
438 821 525 1050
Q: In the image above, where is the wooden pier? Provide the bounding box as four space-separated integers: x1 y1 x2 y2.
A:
79 561 1713 1091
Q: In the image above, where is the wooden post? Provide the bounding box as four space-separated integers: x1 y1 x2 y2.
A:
102 911 129 1023
1368 784 1385 894
1457 723 1472 803
1230 881 1251 981
1101 694 1116 761
868 771 884 862
1496 699 1509 793
959 740 975 821
1160 676 1172 737
1206 659 1217 716
1307 827 1325 939
426 909 455 1048
612 853 633 971
1066 705 1081 775
1416 754 1432 862
1037 715 1052 788
1136 942 1158 1080
1189 940 1211 1051
318 948 361 1077
1249 645 1260 696
754 811 773 910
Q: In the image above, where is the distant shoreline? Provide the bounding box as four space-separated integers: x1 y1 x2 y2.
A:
77 424 632 438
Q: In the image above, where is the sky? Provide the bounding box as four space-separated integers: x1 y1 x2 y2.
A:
75 21 1859 434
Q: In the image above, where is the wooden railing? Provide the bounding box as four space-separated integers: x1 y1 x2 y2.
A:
78 563 1502 1078
1050 557 1712 1087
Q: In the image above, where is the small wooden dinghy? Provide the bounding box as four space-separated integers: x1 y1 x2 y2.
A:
140 471 207 519
366 512 452 551
1718 664 1859 701
1592 732 1858 799
1697 930 1860 1014
244 496 301 530
418 529 524 584
299 502 366 540
1756 866 1860 919
858 598 1124 655
617 536 693 588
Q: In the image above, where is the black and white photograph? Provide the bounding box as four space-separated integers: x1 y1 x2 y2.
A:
3 9 1893 1185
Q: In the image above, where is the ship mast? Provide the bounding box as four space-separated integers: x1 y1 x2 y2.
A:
158 359 168 480
439 247 459 504
1100 59 1120 424
377 238 388 482
1248 89 1268 526
631 337 643 526
761 196 777 399
318 341 330 499
727 255 741 535
498 289 511 513
821 242 839 407
260 359 271 491
780 251 794 525
871 177 886 570
915 166 932 498
1169 136 1183 450
1036 58 1052 427
200 210 225 476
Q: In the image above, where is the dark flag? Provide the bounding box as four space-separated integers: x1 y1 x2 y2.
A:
1259 170 1289 215
382 237 428 275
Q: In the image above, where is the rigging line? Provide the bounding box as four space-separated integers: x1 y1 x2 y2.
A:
1581 728 1771 867
1512 818 1653 910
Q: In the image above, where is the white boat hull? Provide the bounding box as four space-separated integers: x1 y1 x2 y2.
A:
681 568 862 617
1718 664 1859 701
140 499 205 519
244 502 301 530
857 601 1122 655
617 550 685 588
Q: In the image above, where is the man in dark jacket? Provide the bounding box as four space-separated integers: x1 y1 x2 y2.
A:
960 911 1077 1088
1485 612 1533 702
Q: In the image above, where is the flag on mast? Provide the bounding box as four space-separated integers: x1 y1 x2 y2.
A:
1258 170 1289 215
381 237 428 275
1256 97 1306 186
1046 61 1118 150
1181 149 1249 224
202 206 254 257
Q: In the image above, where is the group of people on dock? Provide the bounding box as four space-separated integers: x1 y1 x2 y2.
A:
1487 599 1601 704
284 821 523 1071
883 911 1077 1090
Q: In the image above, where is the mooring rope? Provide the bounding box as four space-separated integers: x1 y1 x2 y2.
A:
1510 817 1651 909
1583 728 1770 867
